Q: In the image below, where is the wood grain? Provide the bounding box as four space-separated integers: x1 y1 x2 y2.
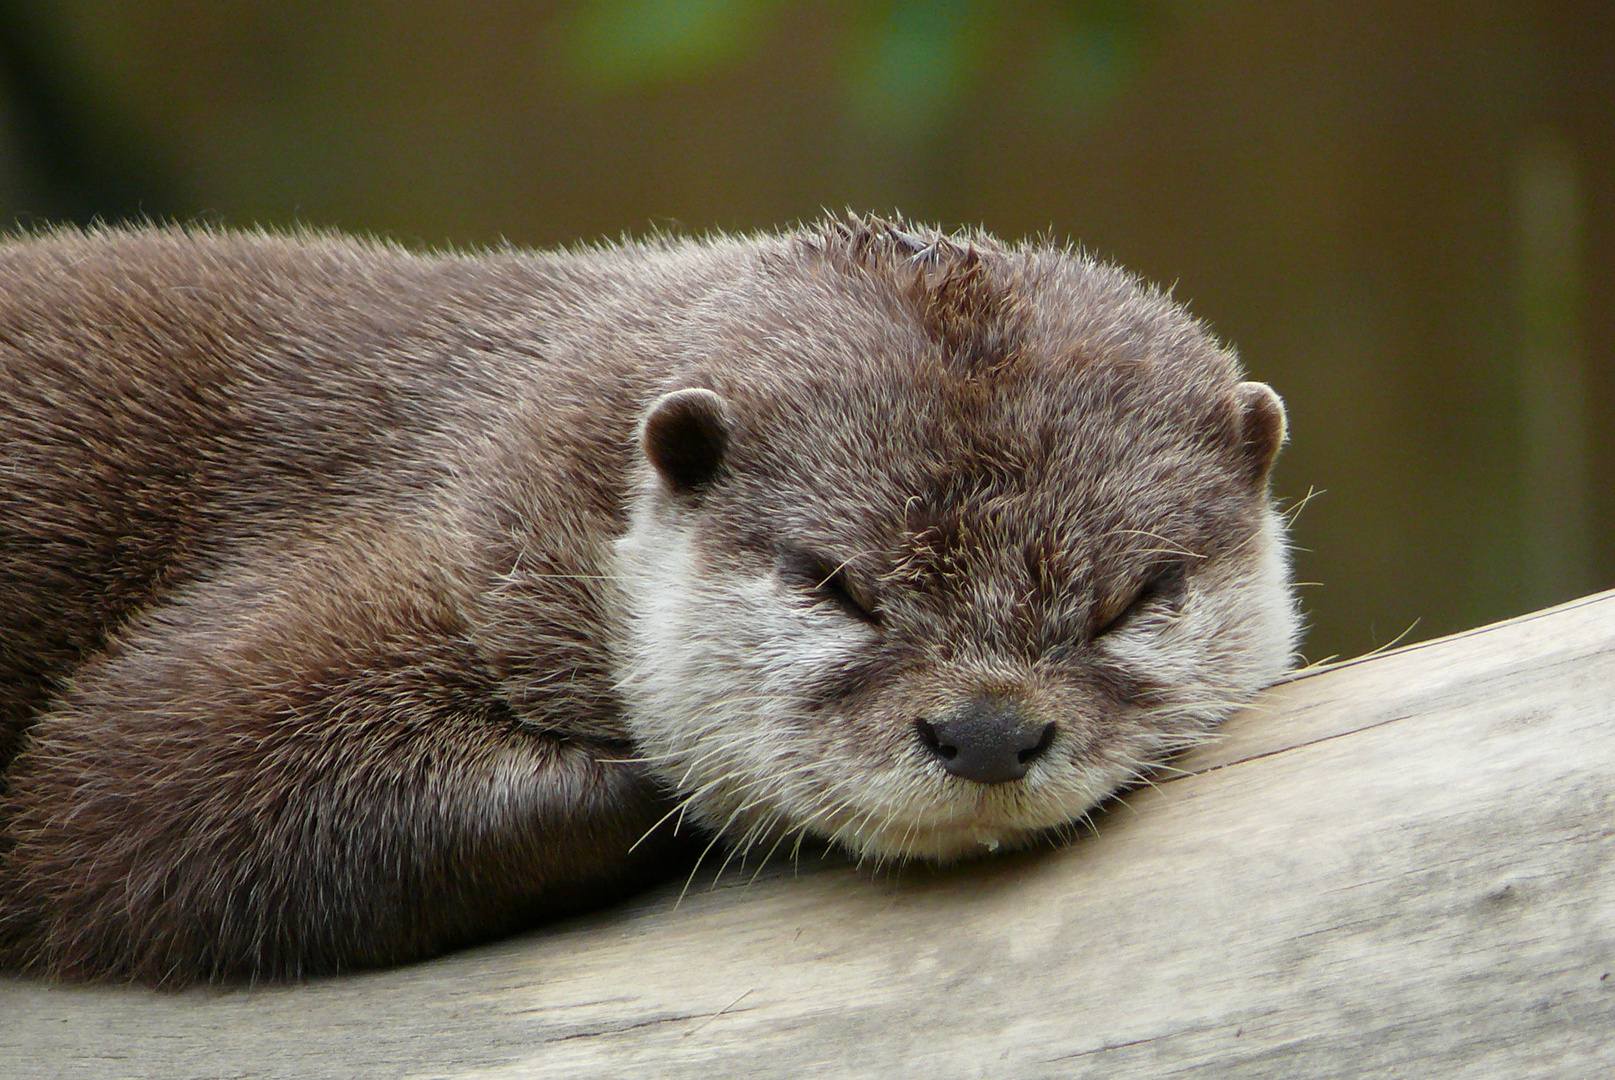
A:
4 590 1613 1079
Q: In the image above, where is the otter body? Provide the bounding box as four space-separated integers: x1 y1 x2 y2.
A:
0 218 1297 985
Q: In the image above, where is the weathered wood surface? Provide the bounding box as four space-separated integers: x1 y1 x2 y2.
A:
3 590 1613 1079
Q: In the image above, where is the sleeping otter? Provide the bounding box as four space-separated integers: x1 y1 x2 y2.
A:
0 215 1297 984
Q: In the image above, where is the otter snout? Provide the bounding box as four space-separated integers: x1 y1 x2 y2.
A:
915 698 1057 784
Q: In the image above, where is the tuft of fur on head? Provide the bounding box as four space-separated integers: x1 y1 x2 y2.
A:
613 214 1298 865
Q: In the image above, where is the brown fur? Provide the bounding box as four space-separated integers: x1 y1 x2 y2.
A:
0 215 1295 985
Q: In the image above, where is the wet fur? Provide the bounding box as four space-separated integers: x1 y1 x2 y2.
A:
0 216 1297 985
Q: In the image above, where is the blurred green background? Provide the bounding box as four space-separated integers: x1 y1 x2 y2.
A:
0 1 1608 664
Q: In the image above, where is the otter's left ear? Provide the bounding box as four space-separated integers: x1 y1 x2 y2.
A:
1233 381 1287 485
642 387 730 496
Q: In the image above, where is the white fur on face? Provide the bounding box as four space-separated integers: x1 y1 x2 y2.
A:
613 493 901 857
1098 508 1298 712
612 487 1298 866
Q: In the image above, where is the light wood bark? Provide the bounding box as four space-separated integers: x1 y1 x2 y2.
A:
4 590 1613 1079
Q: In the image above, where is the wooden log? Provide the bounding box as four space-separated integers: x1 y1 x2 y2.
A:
4 590 1613 1079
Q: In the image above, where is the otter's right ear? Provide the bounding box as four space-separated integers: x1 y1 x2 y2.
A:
642 388 730 495
1234 381 1287 485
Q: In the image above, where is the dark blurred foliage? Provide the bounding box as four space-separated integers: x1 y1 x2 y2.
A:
0 3 183 222
0 0 1609 663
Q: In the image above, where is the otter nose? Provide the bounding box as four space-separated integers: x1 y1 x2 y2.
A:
916 699 1056 784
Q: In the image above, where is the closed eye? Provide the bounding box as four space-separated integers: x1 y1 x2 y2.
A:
778 548 881 625
1093 562 1188 640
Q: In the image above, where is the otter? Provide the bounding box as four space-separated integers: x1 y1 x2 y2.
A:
0 215 1297 985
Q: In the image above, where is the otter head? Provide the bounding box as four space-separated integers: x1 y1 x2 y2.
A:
613 218 1298 864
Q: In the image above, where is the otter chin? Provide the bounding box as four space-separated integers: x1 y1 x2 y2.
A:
0 215 1296 985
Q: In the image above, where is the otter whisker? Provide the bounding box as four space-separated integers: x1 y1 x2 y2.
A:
1100 528 1205 560
1280 485 1324 526
746 817 797 884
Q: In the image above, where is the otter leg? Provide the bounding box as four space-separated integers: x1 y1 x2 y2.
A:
0 533 679 986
